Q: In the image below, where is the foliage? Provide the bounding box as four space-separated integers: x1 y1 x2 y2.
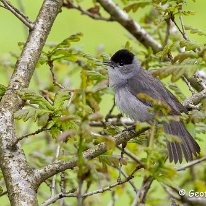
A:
0 0 206 206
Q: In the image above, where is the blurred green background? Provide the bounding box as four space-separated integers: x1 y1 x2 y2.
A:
0 0 206 205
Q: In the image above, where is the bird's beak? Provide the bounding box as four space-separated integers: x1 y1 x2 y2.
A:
103 60 114 68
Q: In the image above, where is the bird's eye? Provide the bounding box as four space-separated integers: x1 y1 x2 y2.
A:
119 62 124 66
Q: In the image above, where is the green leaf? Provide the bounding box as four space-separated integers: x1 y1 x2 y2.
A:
177 10 195 16
86 70 106 81
169 83 186 101
171 66 186 82
0 84 6 98
18 90 53 110
49 33 83 57
124 1 151 13
156 42 176 60
179 40 200 51
185 25 206 36
54 89 70 110
15 108 52 122
173 51 198 63
99 155 128 167
50 126 61 139
55 33 82 48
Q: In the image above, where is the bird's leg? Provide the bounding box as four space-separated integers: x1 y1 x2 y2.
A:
117 142 127 182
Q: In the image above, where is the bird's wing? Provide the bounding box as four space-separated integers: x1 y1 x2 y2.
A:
127 69 187 114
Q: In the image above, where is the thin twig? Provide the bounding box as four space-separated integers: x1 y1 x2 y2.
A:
105 98 116 121
97 0 162 53
59 149 66 206
119 170 139 193
110 190 116 206
48 60 64 89
41 165 143 206
82 165 143 198
63 1 113 22
183 88 206 109
117 143 126 182
11 125 49 146
117 146 143 166
51 144 61 198
0 0 33 29
16 0 28 36
182 76 196 95
178 5 188 40
170 11 187 41
35 126 150 184
175 156 206 171
90 119 134 127
164 19 171 46
41 193 77 206
132 176 153 206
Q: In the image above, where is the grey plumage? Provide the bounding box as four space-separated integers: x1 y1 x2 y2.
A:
106 49 200 163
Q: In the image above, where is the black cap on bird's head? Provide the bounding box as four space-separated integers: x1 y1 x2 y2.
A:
111 49 134 65
103 49 135 68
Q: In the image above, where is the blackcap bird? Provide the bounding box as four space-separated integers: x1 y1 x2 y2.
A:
104 49 200 163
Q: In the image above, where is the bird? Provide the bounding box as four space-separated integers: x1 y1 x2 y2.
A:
104 49 200 163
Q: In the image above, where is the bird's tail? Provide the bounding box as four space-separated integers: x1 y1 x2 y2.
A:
163 120 200 163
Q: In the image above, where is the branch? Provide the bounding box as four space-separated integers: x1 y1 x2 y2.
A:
175 156 206 171
41 165 142 206
117 146 143 166
163 184 206 206
48 60 64 89
89 119 134 127
134 177 153 206
50 144 61 198
0 0 63 205
0 0 34 29
183 88 206 108
35 127 149 185
11 125 49 146
63 1 113 22
96 0 162 53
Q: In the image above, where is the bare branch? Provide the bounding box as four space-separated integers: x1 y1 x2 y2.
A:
183 89 206 109
83 165 142 197
0 0 63 205
35 127 148 185
164 19 171 46
117 146 143 166
182 76 196 95
41 193 77 206
16 0 28 36
178 5 188 40
119 169 139 193
90 119 134 127
175 156 206 171
132 177 153 206
50 144 61 198
48 60 65 89
0 0 34 29
63 1 113 22
96 0 162 53
163 184 206 205
170 15 187 40
41 165 142 206
11 124 49 146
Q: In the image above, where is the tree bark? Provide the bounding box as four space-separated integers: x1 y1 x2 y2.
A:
0 0 63 205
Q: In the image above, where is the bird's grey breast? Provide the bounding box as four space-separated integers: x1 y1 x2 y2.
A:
115 87 154 122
